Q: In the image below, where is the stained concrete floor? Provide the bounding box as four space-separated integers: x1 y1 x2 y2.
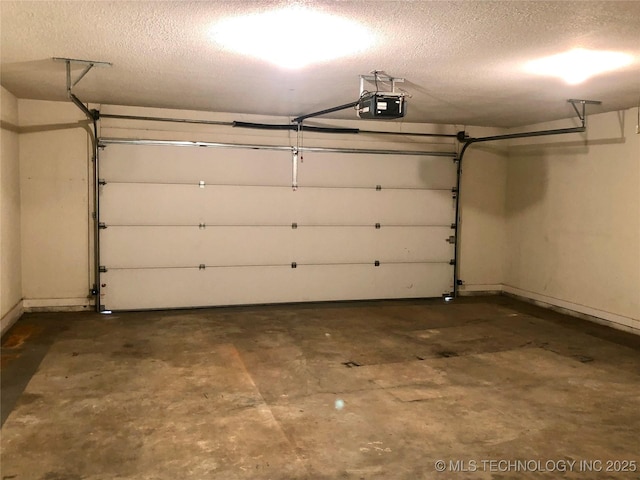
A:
1 296 639 480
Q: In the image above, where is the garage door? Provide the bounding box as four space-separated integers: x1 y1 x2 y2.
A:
97 139 457 310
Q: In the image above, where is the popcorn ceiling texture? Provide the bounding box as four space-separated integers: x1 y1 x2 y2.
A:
1 1 639 127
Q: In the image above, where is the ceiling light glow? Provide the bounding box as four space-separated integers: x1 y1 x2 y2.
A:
524 48 634 84
210 6 375 69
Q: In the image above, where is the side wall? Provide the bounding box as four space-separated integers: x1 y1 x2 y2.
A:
505 108 640 332
18 99 92 311
1 86 23 335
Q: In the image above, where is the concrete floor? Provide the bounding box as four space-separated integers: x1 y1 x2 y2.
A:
1 296 639 480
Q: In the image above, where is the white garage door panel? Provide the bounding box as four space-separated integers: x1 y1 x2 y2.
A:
98 140 457 310
294 189 454 225
100 184 297 225
299 152 456 188
101 184 454 226
100 226 295 267
100 144 290 185
101 263 453 311
100 226 454 268
291 227 454 263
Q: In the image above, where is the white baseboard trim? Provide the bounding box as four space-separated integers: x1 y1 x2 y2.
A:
23 297 93 312
1 300 24 337
502 285 640 335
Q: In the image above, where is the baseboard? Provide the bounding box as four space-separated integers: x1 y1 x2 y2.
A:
1 300 24 337
502 285 640 335
22 297 93 312
457 284 503 296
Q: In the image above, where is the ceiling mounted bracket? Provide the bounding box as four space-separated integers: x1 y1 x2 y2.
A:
53 57 112 120
567 99 602 128
359 71 405 97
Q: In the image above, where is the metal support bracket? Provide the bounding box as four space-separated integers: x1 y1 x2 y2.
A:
359 71 405 97
53 57 111 120
568 99 602 127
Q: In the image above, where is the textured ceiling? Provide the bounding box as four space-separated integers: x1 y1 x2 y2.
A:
1 1 639 127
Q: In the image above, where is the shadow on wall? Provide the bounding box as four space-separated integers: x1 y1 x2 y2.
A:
505 151 549 216
459 143 509 216
2 119 94 146
12 120 92 136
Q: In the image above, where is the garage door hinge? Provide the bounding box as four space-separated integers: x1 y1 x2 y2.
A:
98 179 107 186
291 262 297 268
374 260 380 266
99 222 107 229
446 235 455 244
456 279 465 285
99 266 108 273
199 223 206 229
376 185 382 191
375 223 381 229
451 187 457 199
199 264 206 270
292 222 298 229
199 181 205 188
449 259 456 265
450 223 456 229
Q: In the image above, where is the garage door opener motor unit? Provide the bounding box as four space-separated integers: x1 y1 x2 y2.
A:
357 72 406 119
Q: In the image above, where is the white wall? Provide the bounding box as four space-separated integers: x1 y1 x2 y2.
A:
505 108 640 331
1 86 23 334
18 99 93 310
